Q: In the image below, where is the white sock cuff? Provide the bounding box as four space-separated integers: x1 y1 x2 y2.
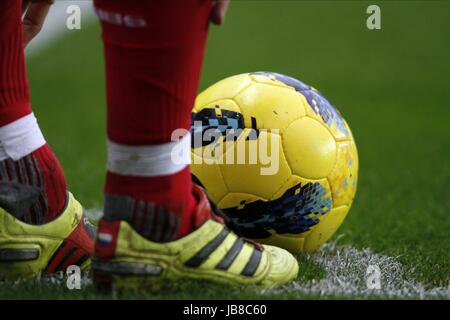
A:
0 113 46 161
107 132 191 177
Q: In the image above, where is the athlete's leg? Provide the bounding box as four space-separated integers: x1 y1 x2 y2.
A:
95 0 211 241
0 0 94 279
0 0 66 224
92 0 299 289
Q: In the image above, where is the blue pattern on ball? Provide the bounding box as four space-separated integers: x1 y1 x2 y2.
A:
252 72 349 136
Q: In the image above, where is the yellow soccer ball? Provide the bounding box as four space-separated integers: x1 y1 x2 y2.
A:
191 72 358 253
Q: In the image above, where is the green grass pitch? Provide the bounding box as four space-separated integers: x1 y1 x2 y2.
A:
1 1 449 299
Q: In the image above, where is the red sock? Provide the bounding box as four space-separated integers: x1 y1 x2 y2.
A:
0 144 67 224
0 0 31 126
95 0 211 240
105 168 196 238
0 0 66 224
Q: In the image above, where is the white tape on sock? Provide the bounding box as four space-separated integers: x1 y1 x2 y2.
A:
107 132 191 177
0 113 46 161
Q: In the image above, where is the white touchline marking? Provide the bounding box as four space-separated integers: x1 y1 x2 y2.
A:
264 237 450 299
25 1 96 57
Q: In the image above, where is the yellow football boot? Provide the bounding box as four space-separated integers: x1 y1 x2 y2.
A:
0 192 95 279
92 185 298 291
